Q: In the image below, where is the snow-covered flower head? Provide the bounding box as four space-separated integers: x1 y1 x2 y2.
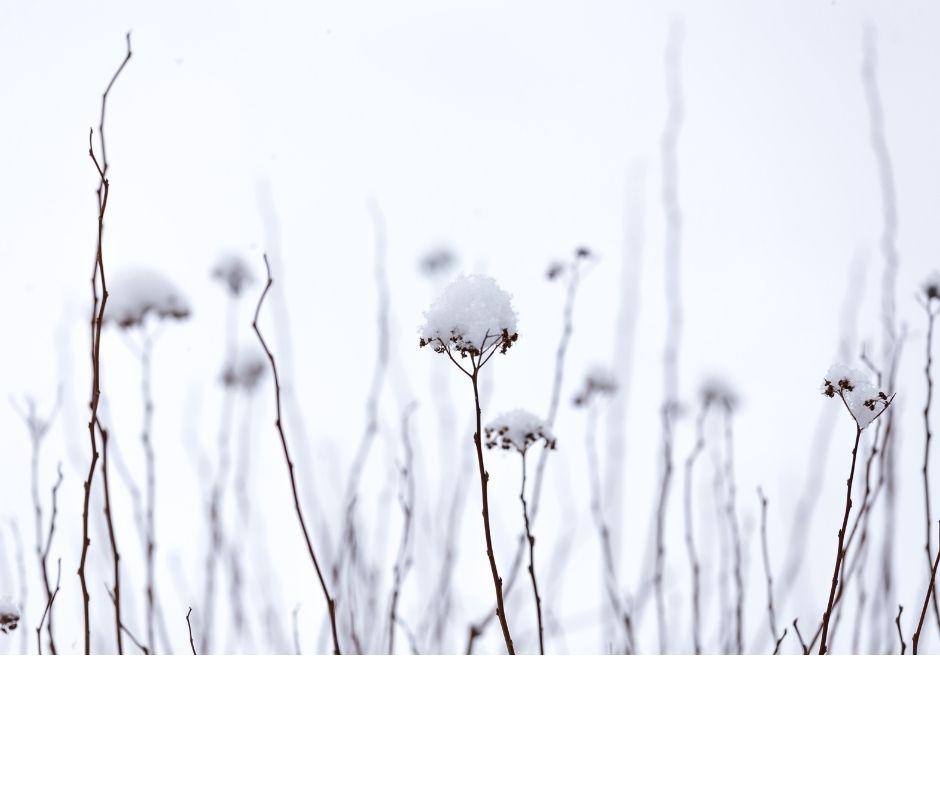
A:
822 363 892 430
0 596 20 634
700 376 738 411
572 366 617 408
419 247 457 278
212 254 255 297
106 268 191 329
419 274 519 358
485 409 556 454
220 349 267 391
923 271 940 302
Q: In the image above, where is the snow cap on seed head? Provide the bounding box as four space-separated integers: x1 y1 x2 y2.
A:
419 274 518 357
485 409 555 454
822 363 891 430
105 267 191 329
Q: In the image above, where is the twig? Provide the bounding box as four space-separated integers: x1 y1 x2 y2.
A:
895 605 906 654
519 451 545 654
81 31 132 655
912 521 940 654
793 618 809 655
97 422 123 654
106 587 149 655
723 406 744 654
772 628 788 656
387 404 417 654
39 465 63 654
757 487 780 649
819 392 893 654
187 607 197 655
682 400 708 654
36 559 61 656
920 300 940 643
253 254 341 654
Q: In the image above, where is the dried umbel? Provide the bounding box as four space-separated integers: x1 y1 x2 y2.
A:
822 364 892 430
545 245 595 281
572 366 617 408
418 247 457 278
212 254 255 297
485 410 556 454
220 350 267 391
923 271 940 302
0 597 20 634
700 377 738 411
105 267 192 329
419 274 519 358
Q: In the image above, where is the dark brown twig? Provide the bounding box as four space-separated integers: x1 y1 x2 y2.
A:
895 605 906 654
793 618 809 655
253 254 341 654
36 559 61 656
81 31 132 656
97 422 123 654
187 607 197 655
912 521 940 655
819 391 893 654
519 451 545 654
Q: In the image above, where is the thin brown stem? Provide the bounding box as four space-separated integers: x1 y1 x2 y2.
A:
912 521 940 654
819 425 862 655
36 559 61 656
81 32 132 656
520 452 545 655
187 607 197 655
469 364 514 655
895 605 906 654
253 254 340 654
97 422 123 654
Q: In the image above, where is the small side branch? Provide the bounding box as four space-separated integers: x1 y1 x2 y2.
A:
253 254 341 655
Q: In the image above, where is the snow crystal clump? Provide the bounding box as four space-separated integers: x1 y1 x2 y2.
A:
212 254 255 297
0 596 20 634
485 409 556 454
106 268 191 329
923 271 940 301
221 350 267 391
419 275 518 357
822 364 891 430
573 366 618 407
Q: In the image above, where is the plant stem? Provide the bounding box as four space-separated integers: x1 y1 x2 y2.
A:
520 453 544 654
819 425 861 655
470 367 514 655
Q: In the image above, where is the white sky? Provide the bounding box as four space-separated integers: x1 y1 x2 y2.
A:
0 0 937 654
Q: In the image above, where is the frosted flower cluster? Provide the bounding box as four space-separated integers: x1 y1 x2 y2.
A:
485 409 556 454
0 596 20 634
212 254 255 297
106 268 191 329
572 366 617 407
419 275 518 357
221 350 267 391
924 271 940 301
822 364 891 430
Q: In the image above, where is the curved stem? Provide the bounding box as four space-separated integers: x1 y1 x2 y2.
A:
470 367 514 654
819 426 862 655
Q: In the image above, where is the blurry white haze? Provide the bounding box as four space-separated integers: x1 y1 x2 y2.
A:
1 0 939 655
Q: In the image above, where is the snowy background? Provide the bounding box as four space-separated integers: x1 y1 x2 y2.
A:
0 0 937 654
